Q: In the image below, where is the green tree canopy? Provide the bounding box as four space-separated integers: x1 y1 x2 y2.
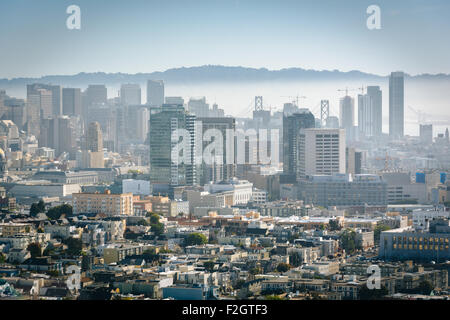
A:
203 261 215 272
65 237 83 256
328 219 342 231
27 242 42 258
151 222 164 236
185 233 208 246
30 200 46 217
276 263 290 273
146 212 160 225
46 204 73 220
340 229 359 254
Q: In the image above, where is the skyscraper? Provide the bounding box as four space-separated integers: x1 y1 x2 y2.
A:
188 97 209 118
198 117 236 185
366 86 382 136
146 80 164 107
40 116 76 158
120 84 141 106
358 93 373 137
26 85 53 137
149 104 197 187
27 83 62 116
82 121 104 168
86 85 108 106
389 71 405 139
282 110 315 180
62 88 82 116
87 121 103 152
339 95 355 131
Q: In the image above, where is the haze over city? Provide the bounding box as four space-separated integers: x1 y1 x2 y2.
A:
0 0 450 305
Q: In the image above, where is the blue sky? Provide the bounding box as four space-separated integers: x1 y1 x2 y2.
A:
0 0 449 78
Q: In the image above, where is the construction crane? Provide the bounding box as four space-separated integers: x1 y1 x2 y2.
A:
358 86 366 95
281 94 307 107
374 152 397 172
337 87 358 96
408 106 428 124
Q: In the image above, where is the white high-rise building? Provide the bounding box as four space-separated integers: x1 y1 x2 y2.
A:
298 128 346 179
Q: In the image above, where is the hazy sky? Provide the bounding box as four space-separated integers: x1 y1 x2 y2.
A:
1 0 450 78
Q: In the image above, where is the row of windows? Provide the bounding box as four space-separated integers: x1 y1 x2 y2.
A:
393 236 449 244
393 244 449 250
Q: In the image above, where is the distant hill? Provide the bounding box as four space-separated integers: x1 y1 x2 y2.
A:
1 65 449 92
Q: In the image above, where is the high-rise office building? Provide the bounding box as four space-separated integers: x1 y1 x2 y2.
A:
87 121 103 152
149 104 197 187
40 116 76 158
27 84 62 116
165 97 185 105
298 128 346 180
389 71 405 139
146 80 164 107
198 117 236 185
62 88 82 116
120 84 141 106
339 96 355 131
358 94 373 137
420 124 433 145
79 121 104 168
3 98 26 130
366 86 382 136
86 85 108 106
282 110 315 180
188 97 209 118
26 86 53 137
126 105 150 142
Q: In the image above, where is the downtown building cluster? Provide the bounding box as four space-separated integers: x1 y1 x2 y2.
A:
0 73 449 300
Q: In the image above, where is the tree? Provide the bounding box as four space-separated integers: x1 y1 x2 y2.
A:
359 285 389 300
30 200 46 217
142 249 160 264
27 242 42 258
65 237 83 256
328 219 342 231
46 204 73 220
185 233 208 246
0 253 6 263
146 212 160 224
340 229 359 254
374 224 391 242
249 267 262 275
276 263 290 273
151 223 164 236
37 200 45 212
203 261 215 272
